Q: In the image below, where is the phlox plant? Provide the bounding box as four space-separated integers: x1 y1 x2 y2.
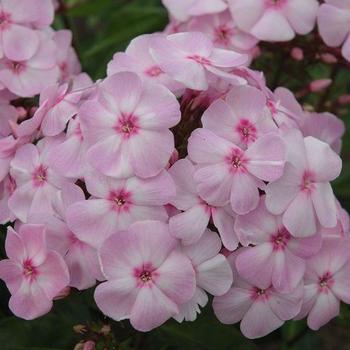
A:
0 0 350 348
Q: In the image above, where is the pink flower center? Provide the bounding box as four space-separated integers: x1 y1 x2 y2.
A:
214 25 234 46
271 228 291 251
134 263 158 287
251 287 270 301
318 272 334 292
236 119 257 145
10 61 26 74
187 54 212 66
109 189 131 212
0 11 11 29
226 148 247 173
301 171 316 193
23 259 37 280
115 115 139 139
145 65 163 77
32 165 48 187
266 0 287 8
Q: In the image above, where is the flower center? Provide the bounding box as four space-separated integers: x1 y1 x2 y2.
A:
139 270 152 283
23 259 37 280
301 171 316 192
187 54 212 66
115 115 139 138
236 119 257 145
318 272 334 291
215 25 234 46
134 263 157 287
11 61 26 74
271 228 291 250
32 165 48 187
109 189 131 212
0 11 11 29
226 148 247 173
266 0 286 7
145 65 163 77
251 287 270 301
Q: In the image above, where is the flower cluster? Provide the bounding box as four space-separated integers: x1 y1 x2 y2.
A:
0 0 349 342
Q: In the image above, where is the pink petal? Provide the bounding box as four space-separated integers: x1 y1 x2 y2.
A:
0 259 22 294
209 48 248 67
155 250 196 304
332 261 350 303
5 227 26 262
167 32 213 56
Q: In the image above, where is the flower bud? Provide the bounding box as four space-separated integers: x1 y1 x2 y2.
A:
291 47 304 61
309 79 332 92
320 53 338 64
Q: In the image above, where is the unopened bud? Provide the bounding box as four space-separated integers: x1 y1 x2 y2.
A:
338 94 350 105
320 53 338 64
309 79 332 92
291 47 304 61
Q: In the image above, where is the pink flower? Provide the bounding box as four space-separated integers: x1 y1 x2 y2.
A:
149 32 248 90
8 139 74 222
0 224 69 320
79 71 181 178
188 128 286 215
66 168 175 248
162 0 228 22
213 249 303 339
0 33 59 97
188 11 258 52
318 1 350 61
28 184 103 290
301 112 345 154
94 220 196 332
52 30 81 82
265 130 342 237
174 229 233 322
0 0 54 61
201 85 277 149
169 158 238 250
107 34 183 93
295 238 350 330
229 0 319 42
235 197 322 293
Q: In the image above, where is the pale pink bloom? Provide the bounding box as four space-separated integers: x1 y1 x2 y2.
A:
188 128 286 215
28 184 103 290
47 117 88 178
229 0 319 42
149 32 248 91
0 98 17 137
66 168 175 248
0 0 54 61
309 79 332 92
8 138 74 222
0 135 17 182
0 33 59 97
94 220 196 332
79 71 181 178
188 11 258 52
168 158 238 250
162 0 228 22
265 130 342 237
213 249 303 339
235 197 322 293
174 229 233 322
295 238 350 330
301 112 345 154
0 224 69 320
201 85 277 149
52 30 81 82
0 174 16 223
107 34 183 93
318 1 350 61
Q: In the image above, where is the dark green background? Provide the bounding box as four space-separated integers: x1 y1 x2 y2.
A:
0 0 350 348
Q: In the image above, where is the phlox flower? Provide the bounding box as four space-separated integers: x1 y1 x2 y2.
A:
265 130 342 237
174 229 233 322
213 249 303 339
201 85 277 149
295 238 350 330
235 197 322 293
0 224 69 320
94 220 196 332
149 32 248 91
79 71 181 178
0 33 59 97
318 0 350 61
107 34 183 93
162 0 228 22
168 158 238 250
188 128 286 215
27 184 103 290
8 138 74 222
229 0 319 42
66 168 175 248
